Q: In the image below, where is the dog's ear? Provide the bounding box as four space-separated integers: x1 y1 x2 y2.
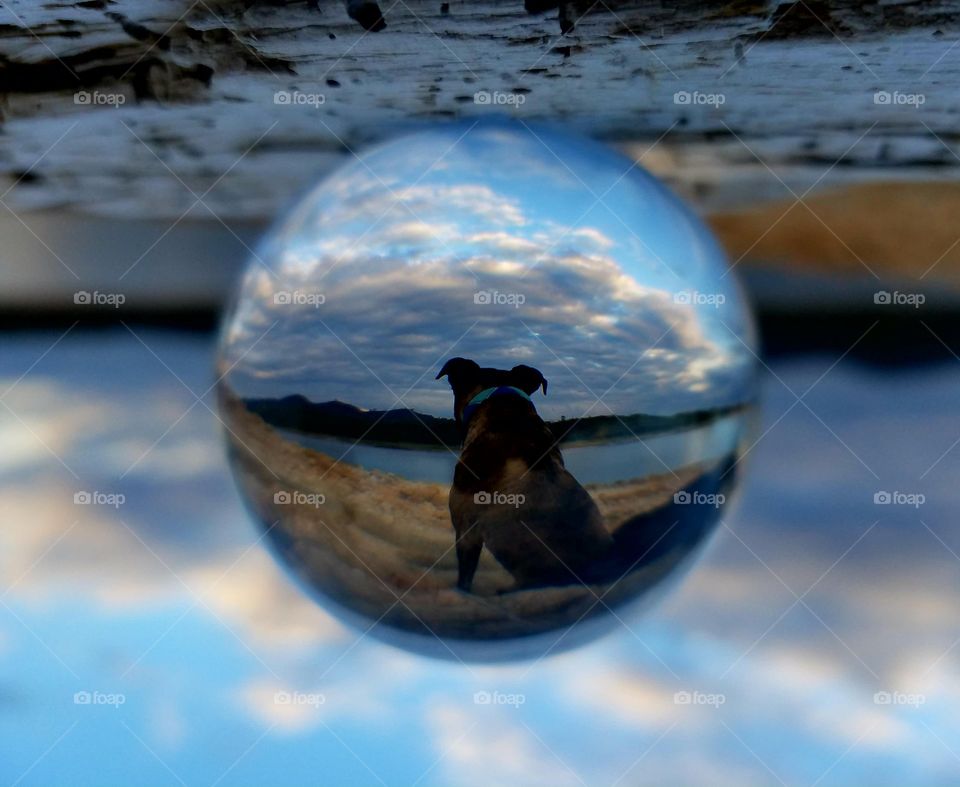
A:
436 357 480 389
510 365 548 396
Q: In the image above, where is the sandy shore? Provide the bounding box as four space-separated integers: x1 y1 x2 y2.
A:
710 182 960 288
219 386 724 641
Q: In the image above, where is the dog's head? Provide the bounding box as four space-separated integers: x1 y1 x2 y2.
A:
436 357 547 427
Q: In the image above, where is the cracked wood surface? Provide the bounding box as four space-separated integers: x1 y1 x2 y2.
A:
0 0 958 221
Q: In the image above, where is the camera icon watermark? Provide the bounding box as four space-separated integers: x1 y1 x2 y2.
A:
673 90 726 107
673 490 725 509
74 690 126 707
473 290 525 308
473 90 526 107
473 690 525 707
274 690 326 707
674 690 725 707
274 90 326 108
74 490 125 508
874 690 925 707
674 290 725 307
274 290 326 307
874 90 925 108
74 90 126 108
74 290 126 308
274 490 325 507
873 490 925 508
474 490 525 508
873 290 925 308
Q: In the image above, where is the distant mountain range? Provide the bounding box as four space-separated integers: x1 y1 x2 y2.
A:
242 394 744 449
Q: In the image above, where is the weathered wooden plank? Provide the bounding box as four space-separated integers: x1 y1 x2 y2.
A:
0 0 958 219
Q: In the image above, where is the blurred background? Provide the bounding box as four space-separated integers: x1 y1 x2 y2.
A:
2 1 960 784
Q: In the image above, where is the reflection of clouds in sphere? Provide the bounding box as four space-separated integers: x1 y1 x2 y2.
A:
222 121 755 419
216 121 758 658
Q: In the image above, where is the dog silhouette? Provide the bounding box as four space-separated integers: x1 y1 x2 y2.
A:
437 357 613 592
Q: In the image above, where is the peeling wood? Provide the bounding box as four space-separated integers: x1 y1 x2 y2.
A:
0 0 958 219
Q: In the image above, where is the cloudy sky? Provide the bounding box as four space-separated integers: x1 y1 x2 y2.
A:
221 123 755 418
2 330 960 785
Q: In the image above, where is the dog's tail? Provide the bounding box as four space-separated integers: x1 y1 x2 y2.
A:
580 452 739 586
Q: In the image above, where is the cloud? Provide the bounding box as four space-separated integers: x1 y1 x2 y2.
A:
240 679 333 733
426 703 582 787
0 381 105 475
0 376 347 654
4 335 960 783
220 123 754 416
564 665 681 729
224 232 753 416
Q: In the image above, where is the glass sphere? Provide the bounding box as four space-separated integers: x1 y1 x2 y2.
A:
216 121 758 661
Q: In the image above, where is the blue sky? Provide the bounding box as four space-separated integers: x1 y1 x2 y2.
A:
220 123 756 418
2 330 960 785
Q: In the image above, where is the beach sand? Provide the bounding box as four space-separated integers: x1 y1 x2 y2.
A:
219 386 725 642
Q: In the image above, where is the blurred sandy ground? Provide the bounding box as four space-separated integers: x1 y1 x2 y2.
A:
708 182 960 286
4 179 960 316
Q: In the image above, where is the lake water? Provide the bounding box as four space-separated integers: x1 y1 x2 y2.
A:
278 412 748 484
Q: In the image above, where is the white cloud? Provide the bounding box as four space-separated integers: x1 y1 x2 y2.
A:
0 380 105 474
426 703 582 787
240 678 333 733
0 380 347 653
224 231 751 415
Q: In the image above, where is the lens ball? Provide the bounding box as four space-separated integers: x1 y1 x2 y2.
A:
217 121 758 660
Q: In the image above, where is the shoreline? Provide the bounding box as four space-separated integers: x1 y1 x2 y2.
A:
219 383 732 640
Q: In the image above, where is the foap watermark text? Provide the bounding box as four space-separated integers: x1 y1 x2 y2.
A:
474 491 525 508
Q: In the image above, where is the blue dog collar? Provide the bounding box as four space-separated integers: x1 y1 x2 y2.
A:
462 386 531 426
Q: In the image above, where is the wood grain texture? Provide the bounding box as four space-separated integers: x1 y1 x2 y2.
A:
1 0 959 221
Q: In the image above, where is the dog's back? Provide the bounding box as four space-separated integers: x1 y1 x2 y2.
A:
452 393 613 589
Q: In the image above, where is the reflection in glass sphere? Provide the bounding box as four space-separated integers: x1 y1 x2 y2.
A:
216 121 758 661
